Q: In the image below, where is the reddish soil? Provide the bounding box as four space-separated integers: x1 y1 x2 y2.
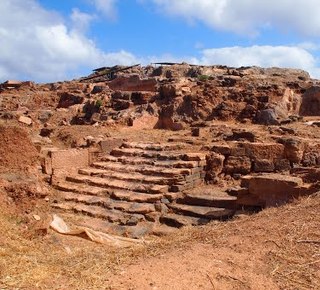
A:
108 194 320 290
0 125 38 173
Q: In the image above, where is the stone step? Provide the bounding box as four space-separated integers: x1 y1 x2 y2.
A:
54 181 108 196
101 155 204 169
167 203 235 219
111 148 206 162
121 141 186 151
58 213 155 238
226 187 249 197
60 191 156 214
66 174 169 194
177 191 237 209
159 213 209 228
52 202 145 224
150 224 180 236
55 180 164 203
111 147 184 160
78 167 180 185
110 190 163 203
92 161 192 177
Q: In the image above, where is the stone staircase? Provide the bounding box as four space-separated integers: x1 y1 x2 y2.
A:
51 141 238 237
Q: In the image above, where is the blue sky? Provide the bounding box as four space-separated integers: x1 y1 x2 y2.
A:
1 0 320 82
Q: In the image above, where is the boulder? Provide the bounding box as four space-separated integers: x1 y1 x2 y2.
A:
279 138 305 164
255 109 279 125
225 130 256 142
57 92 84 108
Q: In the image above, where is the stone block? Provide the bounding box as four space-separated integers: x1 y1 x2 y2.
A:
253 159 275 173
241 174 307 207
211 144 231 156
230 146 246 156
240 142 285 160
224 156 251 175
205 153 225 183
279 138 305 164
50 149 89 175
274 159 291 171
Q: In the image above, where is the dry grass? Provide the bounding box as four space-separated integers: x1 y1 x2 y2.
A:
0 212 194 289
1 194 319 289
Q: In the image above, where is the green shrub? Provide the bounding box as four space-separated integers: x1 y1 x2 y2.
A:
198 74 210 82
95 99 103 109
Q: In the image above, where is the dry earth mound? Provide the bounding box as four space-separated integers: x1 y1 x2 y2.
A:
0 125 38 173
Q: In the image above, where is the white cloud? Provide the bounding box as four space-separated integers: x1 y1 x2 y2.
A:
0 0 137 82
196 45 320 78
150 0 320 36
91 0 118 20
71 8 95 33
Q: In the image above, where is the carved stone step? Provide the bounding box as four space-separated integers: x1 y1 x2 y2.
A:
111 148 206 162
160 213 209 228
60 191 156 214
168 203 235 219
58 213 155 238
101 155 204 169
121 142 186 151
55 180 164 203
78 168 179 185
110 190 163 203
54 181 108 196
92 161 191 177
66 174 169 194
111 147 184 160
52 202 145 224
178 191 237 209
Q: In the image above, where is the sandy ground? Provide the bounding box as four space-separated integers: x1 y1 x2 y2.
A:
106 194 320 290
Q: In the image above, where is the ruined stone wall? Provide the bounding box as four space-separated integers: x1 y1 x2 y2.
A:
43 148 89 175
206 139 320 181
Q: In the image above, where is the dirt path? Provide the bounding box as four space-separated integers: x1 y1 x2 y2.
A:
109 242 279 290
108 195 320 290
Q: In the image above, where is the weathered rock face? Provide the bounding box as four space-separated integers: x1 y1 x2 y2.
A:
57 92 84 108
108 75 157 92
1 64 317 128
300 86 320 116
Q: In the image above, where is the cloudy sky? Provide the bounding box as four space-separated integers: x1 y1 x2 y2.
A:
1 0 320 82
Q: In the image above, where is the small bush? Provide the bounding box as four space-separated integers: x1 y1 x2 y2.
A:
95 99 103 109
197 74 210 82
